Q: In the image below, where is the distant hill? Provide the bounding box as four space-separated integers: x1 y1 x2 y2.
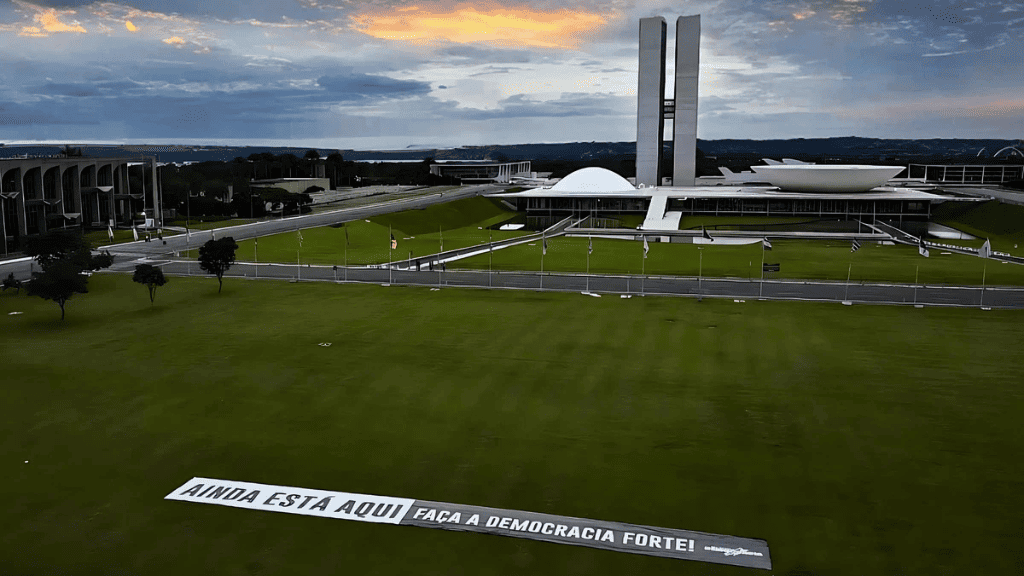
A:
1 138 1021 164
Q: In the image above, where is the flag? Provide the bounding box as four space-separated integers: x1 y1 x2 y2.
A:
439 228 443 252
391 233 397 250
762 237 772 251
588 236 593 255
918 237 929 258
979 239 991 258
186 227 191 240
107 226 114 241
132 227 139 241
643 236 649 258
211 231 216 241
542 235 547 256
297 230 303 247
157 229 163 240
851 239 861 252
254 236 258 249
702 226 713 241
345 226 350 246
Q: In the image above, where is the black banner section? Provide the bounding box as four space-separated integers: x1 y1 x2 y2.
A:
401 500 771 570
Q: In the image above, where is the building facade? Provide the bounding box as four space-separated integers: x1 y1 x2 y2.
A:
1 156 160 252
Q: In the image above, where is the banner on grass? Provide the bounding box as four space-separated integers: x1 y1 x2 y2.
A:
166 477 772 570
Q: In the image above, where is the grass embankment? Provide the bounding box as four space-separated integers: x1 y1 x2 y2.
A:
2 276 1022 575
932 200 1024 255
455 236 1024 286
188 196 525 266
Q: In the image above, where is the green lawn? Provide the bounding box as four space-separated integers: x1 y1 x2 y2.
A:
2 275 1022 575
932 200 1024 256
185 196 526 266
453 236 1024 286
85 228 182 248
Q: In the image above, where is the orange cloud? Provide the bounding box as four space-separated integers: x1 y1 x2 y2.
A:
126 20 138 32
19 8 87 36
162 36 185 45
350 2 609 48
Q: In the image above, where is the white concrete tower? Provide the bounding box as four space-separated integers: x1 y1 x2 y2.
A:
636 17 667 188
673 15 700 187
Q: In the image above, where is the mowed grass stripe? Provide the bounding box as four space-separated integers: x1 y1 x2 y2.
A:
2 275 1023 575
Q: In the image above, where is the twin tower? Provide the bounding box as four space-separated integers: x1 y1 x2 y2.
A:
636 15 700 188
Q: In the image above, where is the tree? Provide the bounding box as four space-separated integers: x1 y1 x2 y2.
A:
24 229 94 271
133 264 168 304
198 236 238 293
26 260 89 321
2 272 22 295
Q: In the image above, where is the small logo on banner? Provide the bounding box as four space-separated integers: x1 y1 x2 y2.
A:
705 546 765 558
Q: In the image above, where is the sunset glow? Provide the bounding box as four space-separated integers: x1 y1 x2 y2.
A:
19 8 87 36
126 20 138 32
162 36 185 45
350 2 609 48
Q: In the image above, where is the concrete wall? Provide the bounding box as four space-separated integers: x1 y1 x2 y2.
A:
673 15 700 187
636 17 667 188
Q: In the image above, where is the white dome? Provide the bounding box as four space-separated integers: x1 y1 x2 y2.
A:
549 167 636 193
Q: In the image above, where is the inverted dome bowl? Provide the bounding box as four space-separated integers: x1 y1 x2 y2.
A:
750 165 904 193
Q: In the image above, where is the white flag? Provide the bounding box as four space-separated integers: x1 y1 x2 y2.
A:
762 237 772 250
298 230 304 248
107 226 114 241
979 239 991 258
643 236 649 258
132 227 139 241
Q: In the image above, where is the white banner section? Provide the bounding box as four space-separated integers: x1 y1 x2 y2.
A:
165 477 414 524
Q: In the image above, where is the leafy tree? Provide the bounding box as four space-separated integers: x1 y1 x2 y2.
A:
132 263 168 304
198 236 238 293
2 272 22 295
26 260 88 321
90 250 114 271
24 229 93 271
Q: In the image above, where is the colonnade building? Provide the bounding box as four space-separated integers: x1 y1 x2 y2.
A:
1 156 161 252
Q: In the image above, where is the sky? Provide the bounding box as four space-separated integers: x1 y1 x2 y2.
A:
0 0 1022 149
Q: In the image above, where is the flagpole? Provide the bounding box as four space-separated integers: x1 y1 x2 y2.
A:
981 263 987 307
540 233 545 291
844 262 852 302
759 240 765 298
641 236 647 296
389 224 393 285
254 236 258 279
489 231 492 288
913 264 918 304
438 225 442 289
698 249 703 298
586 235 591 293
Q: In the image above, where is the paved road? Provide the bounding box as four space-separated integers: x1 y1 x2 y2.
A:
117 260 1024 309
0 185 492 280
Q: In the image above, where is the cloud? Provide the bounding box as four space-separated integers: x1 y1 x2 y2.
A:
16 5 87 36
349 1 613 48
162 36 185 45
125 19 137 31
